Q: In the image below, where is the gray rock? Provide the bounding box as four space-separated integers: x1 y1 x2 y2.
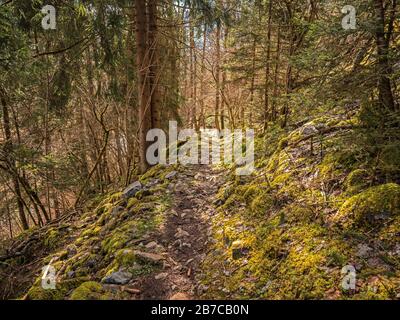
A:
102 270 132 285
146 179 160 187
165 171 178 180
122 181 142 199
134 251 165 265
301 125 318 136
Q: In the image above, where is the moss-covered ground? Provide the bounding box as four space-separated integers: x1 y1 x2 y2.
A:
199 115 400 300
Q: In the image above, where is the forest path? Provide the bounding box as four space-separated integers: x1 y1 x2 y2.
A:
135 165 224 300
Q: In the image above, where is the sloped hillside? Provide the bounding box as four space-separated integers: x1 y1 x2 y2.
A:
1 113 399 300
200 114 400 300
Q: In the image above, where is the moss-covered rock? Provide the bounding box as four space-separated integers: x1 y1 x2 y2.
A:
26 277 88 300
69 281 110 300
335 183 400 228
43 229 60 249
344 169 370 194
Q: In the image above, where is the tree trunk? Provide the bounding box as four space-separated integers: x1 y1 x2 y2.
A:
148 0 162 129
189 15 197 129
221 26 228 130
373 0 396 111
215 21 221 131
272 24 281 122
248 36 257 129
263 0 273 131
135 0 152 173
0 88 29 230
200 24 207 129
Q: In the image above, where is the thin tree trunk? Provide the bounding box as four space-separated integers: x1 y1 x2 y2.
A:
248 36 257 129
0 88 29 230
189 16 197 129
221 26 228 130
215 21 221 131
263 0 273 131
272 24 281 122
200 24 207 129
6 203 13 239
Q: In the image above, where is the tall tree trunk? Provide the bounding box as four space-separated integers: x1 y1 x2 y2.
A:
215 20 221 131
148 0 162 129
189 15 197 129
221 26 228 130
272 24 281 122
248 36 257 129
373 0 396 111
200 24 207 129
282 24 294 129
135 0 152 173
263 0 273 131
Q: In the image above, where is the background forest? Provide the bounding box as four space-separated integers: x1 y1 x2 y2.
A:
0 0 399 300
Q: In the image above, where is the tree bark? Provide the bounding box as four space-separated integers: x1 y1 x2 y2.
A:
263 0 273 131
135 0 152 173
148 0 162 129
272 24 281 122
215 20 221 131
0 88 29 230
200 24 207 129
373 0 396 111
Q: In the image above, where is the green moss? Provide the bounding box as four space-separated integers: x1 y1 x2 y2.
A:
57 250 69 260
101 231 130 256
277 137 289 150
249 194 274 215
95 203 113 217
380 215 400 245
345 169 370 194
127 197 140 210
139 164 165 182
116 249 136 267
43 229 60 249
27 277 88 300
335 183 400 228
70 281 110 300
80 226 101 238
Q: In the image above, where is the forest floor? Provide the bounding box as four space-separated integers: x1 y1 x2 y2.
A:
134 165 223 299
1 114 399 300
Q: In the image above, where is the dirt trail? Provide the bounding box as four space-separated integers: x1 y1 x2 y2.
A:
135 165 224 300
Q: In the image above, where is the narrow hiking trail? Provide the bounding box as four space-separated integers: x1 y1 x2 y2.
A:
135 165 225 300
